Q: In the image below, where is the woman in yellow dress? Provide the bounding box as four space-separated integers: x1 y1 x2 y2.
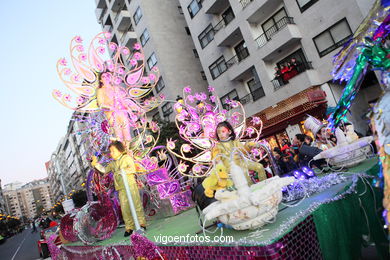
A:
91 141 146 236
211 121 266 185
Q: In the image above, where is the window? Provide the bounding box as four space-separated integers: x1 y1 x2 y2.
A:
209 56 227 79
156 77 165 93
262 8 288 40
221 7 235 26
178 6 183 14
234 41 249 62
313 18 352 57
247 79 265 101
296 0 319 12
220 90 239 110
198 24 214 48
140 28 150 46
188 0 202 18
185 26 191 35
133 7 142 25
200 71 207 80
147 53 158 70
162 103 173 117
193 49 199 58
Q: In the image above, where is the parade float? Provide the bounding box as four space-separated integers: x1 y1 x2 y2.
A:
48 1 390 257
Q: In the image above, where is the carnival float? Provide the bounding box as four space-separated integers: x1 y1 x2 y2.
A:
45 1 390 258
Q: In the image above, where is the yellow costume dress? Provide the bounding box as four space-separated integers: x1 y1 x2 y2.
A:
211 139 266 185
94 154 146 230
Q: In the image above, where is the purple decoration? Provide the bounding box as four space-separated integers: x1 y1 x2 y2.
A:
131 233 164 260
60 213 78 242
301 167 315 178
169 190 194 214
147 168 169 185
156 181 181 199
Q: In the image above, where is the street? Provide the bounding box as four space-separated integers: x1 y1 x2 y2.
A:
0 227 43 260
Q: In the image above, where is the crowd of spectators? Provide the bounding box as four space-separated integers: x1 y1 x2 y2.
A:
273 58 304 85
272 135 327 175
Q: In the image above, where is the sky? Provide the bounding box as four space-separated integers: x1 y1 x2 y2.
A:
0 0 102 185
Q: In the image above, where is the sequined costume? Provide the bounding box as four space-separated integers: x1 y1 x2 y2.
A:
94 154 146 231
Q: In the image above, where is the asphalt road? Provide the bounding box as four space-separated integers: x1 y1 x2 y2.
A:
0 227 42 260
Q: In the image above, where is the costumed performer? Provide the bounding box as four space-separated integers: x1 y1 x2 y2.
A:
211 121 266 185
304 115 335 150
91 140 146 236
95 72 142 146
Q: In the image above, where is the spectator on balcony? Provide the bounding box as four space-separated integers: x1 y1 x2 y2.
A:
291 58 303 73
273 66 285 86
287 61 298 78
281 64 290 82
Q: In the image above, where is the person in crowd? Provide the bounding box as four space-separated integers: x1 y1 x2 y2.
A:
294 134 326 170
281 153 298 174
290 58 302 73
304 135 313 146
211 121 266 184
273 66 284 86
281 64 290 82
31 220 37 233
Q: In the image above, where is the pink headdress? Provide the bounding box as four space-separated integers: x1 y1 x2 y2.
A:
53 32 162 113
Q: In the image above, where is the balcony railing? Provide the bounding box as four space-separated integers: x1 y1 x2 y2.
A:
251 85 265 101
240 0 254 8
114 11 121 23
239 93 252 105
226 48 250 68
271 61 313 91
255 16 295 48
239 83 265 105
100 8 108 20
213 14 235 33
120 24 134 43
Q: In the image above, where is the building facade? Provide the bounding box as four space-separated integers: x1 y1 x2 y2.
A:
47 112 92 203
0 179 7 214
94 0 208 121
179 0 381 147
3 178 53 219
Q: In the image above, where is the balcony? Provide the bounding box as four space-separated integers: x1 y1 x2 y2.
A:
255 17 295 48
271 62 321 92
121 30 138 49
255 20 302 61
95 8 107 22
110 0 125 12
204 0 230 14
115 10 131 31
104 25 113 34
95 0 106 9
225 48 253 81
239 0 254 9
245 0 283 24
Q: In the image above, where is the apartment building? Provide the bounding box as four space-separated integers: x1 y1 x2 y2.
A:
94 0 208 121
180 0 381 147
3 179 53 219
0 179 5 214
47 112 92 202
